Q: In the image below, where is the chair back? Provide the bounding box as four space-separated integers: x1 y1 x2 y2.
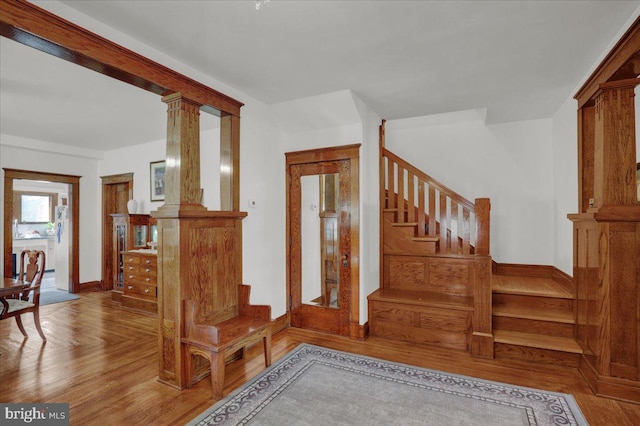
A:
18 250 46 303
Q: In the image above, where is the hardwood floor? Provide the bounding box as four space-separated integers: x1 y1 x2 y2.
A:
1 291 638 425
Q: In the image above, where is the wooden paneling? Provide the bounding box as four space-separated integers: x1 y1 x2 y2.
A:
570 18 640 400
593 81 638 208
155 212 246 389
383 255 473 297
369 298 472 351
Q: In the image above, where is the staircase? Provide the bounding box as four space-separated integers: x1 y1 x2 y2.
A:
492 273 582 367
371 120 583 367
369 122 493 359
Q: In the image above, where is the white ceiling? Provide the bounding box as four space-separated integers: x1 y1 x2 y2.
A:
1 0 638 151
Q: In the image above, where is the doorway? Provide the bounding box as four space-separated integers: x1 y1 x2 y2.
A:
3 168 80 292
286 144 360 338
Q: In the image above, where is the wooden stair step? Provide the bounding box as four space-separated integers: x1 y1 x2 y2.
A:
391 222 418 227
492 275 572 299
492 305 574 324
493 330 582 354
411 237 439 243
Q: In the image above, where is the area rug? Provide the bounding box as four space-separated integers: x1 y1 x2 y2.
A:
39 289 80 306
188 344 587 426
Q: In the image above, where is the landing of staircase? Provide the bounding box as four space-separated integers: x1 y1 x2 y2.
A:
492 274 572 299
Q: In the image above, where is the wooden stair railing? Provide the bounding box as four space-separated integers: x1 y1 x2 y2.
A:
375 120 493 359
382 148 490 256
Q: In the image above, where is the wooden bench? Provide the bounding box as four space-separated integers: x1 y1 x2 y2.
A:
181 285 272 399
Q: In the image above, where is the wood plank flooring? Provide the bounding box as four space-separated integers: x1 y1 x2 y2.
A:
1 291 638 425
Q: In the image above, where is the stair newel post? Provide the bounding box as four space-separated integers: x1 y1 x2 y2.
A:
471 197 493 359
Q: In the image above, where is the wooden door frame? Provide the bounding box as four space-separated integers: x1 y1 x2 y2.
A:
3 168 80 292
286 144 361 339
101 173 133 291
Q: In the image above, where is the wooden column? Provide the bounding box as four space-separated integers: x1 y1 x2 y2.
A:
593 80 638 208
471 198 493 359
159 93 206 212
570 47 640 400
154 93 246 389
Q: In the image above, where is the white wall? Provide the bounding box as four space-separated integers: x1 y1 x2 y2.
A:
551 97 578 275
385 113 555 266
352 94 381 323
0 134 102 283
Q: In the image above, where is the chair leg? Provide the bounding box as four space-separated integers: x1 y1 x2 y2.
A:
33 310 46 341
15 314 28 338
263 328 272 367
210 351 225 400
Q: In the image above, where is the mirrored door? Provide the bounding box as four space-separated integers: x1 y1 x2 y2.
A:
288 156 354 336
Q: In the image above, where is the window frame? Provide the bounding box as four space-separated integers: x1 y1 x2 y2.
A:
14 191 57 224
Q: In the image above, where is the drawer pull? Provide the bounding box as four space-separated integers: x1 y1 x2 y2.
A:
127 286 132 290
145 278 150 282
145 259 151 264
128 258 134 262
144 288 149 293
128 266 134 270
145 268 150 273
129 275 134 279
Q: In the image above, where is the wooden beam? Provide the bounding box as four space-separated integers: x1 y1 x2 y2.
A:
574 16 640 108
0 0 243 116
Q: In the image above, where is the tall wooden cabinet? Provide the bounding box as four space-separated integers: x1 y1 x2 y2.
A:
568 18 640 403
110 214 151 299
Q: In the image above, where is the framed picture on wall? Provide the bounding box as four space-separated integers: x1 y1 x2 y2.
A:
150 160 166 202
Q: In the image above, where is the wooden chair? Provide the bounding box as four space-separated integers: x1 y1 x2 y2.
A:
181 284 272 399
1 250 46 341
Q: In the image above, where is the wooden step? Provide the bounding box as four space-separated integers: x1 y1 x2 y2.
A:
493 316 575 338
492 305 574 324
493 330 582 354
391 222 418 227
492 275 572 299
411 236 439 243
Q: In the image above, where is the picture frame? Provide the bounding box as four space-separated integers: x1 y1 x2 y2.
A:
150 160 166 202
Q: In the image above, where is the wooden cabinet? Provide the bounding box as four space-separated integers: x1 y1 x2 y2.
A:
111 214 150 296
122 250 157 313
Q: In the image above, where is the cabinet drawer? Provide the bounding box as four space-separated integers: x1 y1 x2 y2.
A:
139 256 156 268
124 281 157 299
138 264 157 276
123 255 141 265
125 272 156 286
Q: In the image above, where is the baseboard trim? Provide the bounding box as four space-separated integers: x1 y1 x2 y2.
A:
77 280 102 293
271 313 289 335
579 355 640 404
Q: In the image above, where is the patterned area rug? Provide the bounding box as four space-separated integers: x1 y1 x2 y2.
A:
188 344 587 426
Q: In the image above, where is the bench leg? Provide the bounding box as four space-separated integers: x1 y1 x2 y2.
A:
263 327 272 367
210 351 225 400
183 346 194 388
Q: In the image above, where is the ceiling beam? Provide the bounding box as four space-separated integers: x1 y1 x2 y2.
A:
0 0 243 116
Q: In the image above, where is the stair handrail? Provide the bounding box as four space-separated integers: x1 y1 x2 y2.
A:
383 148 475 212
382 147 490 256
